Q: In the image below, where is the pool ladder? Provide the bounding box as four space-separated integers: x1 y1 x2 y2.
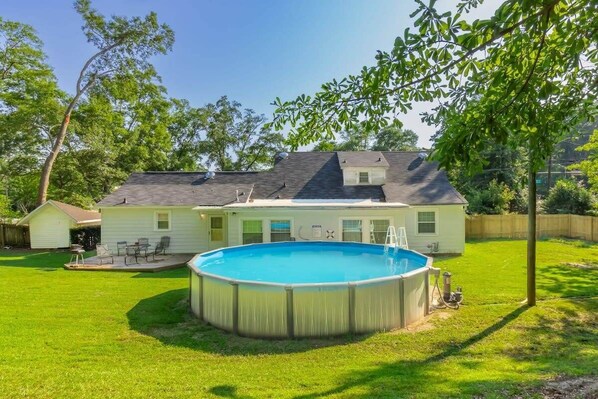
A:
384 226 408 271
384 226 409 256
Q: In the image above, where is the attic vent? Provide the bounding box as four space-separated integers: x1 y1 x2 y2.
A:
418 152 427 160
277 152 289 160
204 171 216 180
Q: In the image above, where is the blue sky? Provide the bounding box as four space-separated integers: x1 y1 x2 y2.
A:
1 0 502 148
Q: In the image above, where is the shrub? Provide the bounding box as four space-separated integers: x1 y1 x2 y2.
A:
70 226 101 251
542 179 595 215
466 180 515 215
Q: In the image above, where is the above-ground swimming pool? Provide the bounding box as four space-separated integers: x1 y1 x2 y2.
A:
187 242 432 338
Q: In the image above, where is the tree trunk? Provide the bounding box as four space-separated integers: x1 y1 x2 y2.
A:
527 163 537 307
37 112 72 205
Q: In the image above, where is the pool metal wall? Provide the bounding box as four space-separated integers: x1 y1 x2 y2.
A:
188 265 430 338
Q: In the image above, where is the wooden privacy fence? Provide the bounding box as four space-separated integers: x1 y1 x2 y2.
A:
0 224 30 248
466 214 598 242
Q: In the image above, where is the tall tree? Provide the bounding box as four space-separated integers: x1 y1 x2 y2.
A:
312 123 419 152
186 96 286 171
167 99 210 171
574 126 598 194
37 0 174 205
272 0 597 306
371 126 418 151
49 66 173 207
0 18 63 213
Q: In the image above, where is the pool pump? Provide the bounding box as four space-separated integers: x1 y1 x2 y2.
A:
430 267 463 309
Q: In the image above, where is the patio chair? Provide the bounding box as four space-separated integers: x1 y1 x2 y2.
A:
137 238 154 262
96 244 114 265
124 245 139 265
154 236 171 256
116 241 127 256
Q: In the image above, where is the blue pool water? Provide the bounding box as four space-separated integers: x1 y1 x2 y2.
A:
193 242 428 284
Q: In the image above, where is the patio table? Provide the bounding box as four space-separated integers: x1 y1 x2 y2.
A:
124 244 153 265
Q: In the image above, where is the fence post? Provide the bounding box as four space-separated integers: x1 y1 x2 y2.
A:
568 214 572 238
480 216 485 239
0 224 4 247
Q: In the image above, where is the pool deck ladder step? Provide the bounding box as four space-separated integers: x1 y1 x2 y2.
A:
384 226 409 256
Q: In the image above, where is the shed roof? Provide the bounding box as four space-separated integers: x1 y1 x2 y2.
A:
18 200 101 225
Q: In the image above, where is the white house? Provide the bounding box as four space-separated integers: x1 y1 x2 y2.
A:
96 151 467 254
18 200 101 249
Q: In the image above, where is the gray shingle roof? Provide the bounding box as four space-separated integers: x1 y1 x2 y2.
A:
97 172 256 206
97 152 466 207
337 151 389 168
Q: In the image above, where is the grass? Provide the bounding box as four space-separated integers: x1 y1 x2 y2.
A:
0 240 596 398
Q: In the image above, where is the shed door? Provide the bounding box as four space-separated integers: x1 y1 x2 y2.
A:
208 215 226 250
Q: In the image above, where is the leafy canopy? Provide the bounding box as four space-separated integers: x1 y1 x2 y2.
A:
272 0 597 174
542 179 596 215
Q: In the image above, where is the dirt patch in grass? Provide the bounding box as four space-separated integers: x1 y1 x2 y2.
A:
564 262 598 270
532 376 598 398
395 309 453 334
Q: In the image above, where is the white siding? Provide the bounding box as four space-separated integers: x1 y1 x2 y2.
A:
100 207 208 254
405 205 465 254
29 205 74 249
227 208 407 246
100 204 465 255
227 205 465 254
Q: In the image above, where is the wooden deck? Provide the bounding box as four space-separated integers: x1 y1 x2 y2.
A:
64 253 193 272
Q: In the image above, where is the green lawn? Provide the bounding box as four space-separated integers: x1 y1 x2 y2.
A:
0 240 596 398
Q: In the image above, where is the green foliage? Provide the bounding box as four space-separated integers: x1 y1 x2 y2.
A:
466 180 516 215
371 126 418 151
272 0 597 175
196 96 286 171
72 0 174 93
542 179 596 215
0 194 19 219
69 226 101 250
0 18 63 212
312 122 419 152
312 140 337 152
573 126 598 194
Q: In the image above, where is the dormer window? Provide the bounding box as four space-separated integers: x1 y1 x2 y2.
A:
359 172 369 184
337 151 389 186
343 169 386 185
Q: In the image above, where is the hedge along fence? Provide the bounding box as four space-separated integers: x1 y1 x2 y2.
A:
466 214 598 242
0 224 30 248
70 226 101 250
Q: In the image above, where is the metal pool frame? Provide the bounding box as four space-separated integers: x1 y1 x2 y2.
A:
187 242 433 338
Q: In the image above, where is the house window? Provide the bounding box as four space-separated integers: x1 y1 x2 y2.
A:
270 220 291 242
370 219 390 244
342 219 362 242
359 172 369 184
242 220 263 244
417 211 436 234
155 211 171 231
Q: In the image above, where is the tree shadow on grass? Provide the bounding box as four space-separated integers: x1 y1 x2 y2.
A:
538 262 598 299
292 305 530 398
293 299 598 398
126 288 368 355
131 268 189 279
209 385 253 399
